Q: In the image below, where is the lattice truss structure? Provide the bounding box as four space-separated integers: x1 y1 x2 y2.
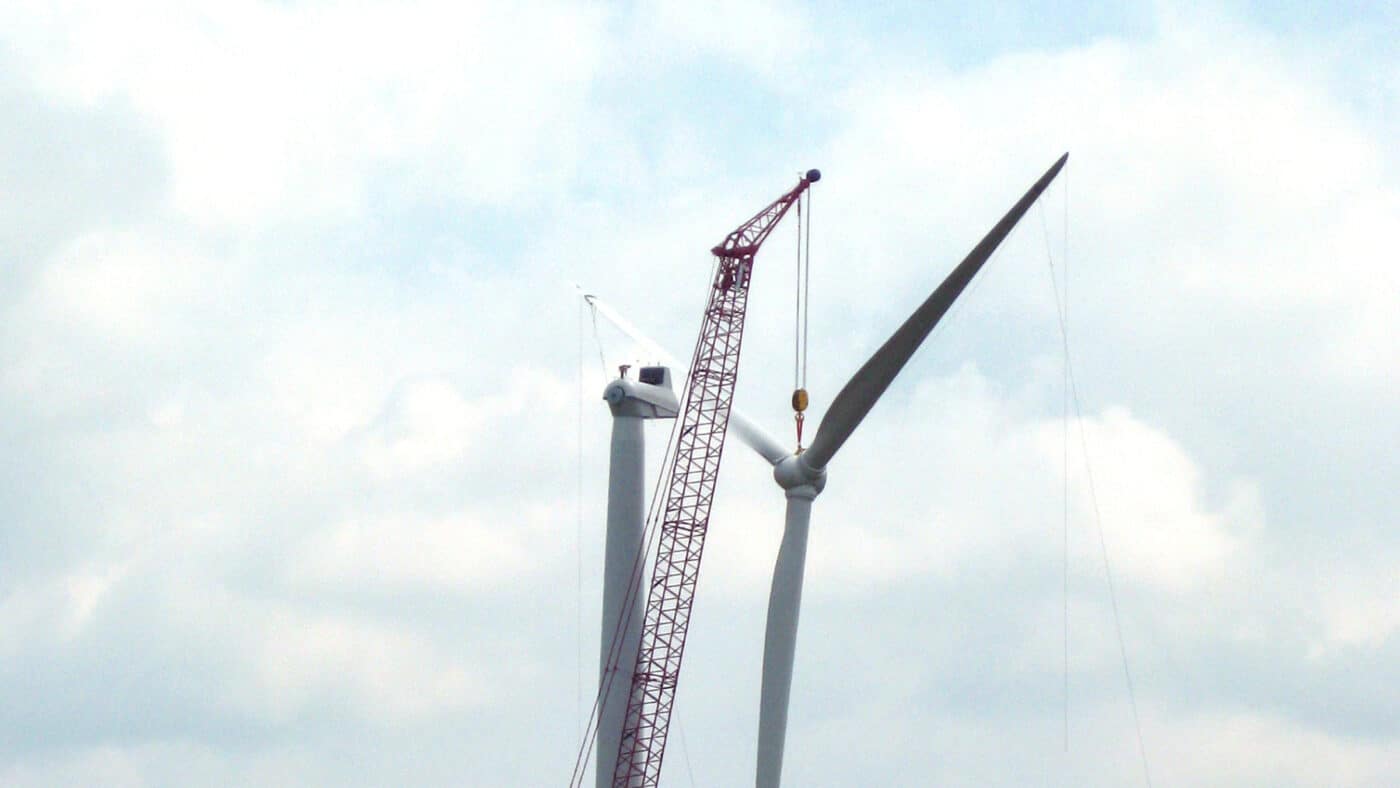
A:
612 175 814 787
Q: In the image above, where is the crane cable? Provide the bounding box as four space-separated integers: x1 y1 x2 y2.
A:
1038 176 1153 787
792 187 811 450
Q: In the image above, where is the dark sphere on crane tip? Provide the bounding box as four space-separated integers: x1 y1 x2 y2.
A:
805 168 821 183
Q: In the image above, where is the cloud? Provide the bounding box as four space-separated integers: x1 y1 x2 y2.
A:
2 2 1398 785
289 504 568 594
699 364 1263 597
1 1 608 226
630 0 816 79
0 57 166 286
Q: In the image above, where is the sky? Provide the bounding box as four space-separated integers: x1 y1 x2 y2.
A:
1 1 1398 785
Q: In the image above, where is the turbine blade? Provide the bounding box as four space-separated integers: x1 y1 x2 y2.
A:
579 288 674 372
802 153 1068 471
730 416 792 466
756 492 815 788
580 289 790 466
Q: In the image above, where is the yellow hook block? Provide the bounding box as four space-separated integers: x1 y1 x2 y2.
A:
791 388 809 413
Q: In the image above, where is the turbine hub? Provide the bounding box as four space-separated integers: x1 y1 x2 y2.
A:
773 453 826 495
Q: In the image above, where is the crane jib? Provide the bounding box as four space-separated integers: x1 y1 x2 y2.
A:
610 170 819 787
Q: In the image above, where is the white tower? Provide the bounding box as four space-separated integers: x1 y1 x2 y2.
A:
598 366 678 788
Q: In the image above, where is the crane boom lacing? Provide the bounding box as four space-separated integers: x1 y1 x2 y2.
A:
611 171 819 787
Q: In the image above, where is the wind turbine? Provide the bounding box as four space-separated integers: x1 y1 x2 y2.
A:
585 153 1066 785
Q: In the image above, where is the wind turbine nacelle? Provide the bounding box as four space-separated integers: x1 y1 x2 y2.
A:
603 366 679 419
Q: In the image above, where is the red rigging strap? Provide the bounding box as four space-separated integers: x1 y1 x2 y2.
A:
611 169 819 788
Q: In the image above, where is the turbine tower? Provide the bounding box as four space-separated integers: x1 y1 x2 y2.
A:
597 366 678 788
585 153 1067 786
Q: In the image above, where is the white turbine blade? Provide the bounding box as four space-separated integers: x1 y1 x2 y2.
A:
578 287 675 370
802 153 1068 472
730 417 791 467
578 288 790 466
755 491 815 788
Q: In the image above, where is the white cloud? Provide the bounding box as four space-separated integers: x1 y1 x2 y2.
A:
1152 712 1400 786
1315 555 1400 652
26 231 213 343
2 1 608 226
705 366 1262 595
357 378 482 478
237 605 481 724
2 3 1398 785
1061 406 1263 590
812 19 1400 384
631 0 816 79
290 504 567 593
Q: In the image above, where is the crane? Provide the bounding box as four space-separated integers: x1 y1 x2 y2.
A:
610 169 821 787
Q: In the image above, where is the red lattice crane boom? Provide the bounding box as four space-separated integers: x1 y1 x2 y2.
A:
611 170 820 787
